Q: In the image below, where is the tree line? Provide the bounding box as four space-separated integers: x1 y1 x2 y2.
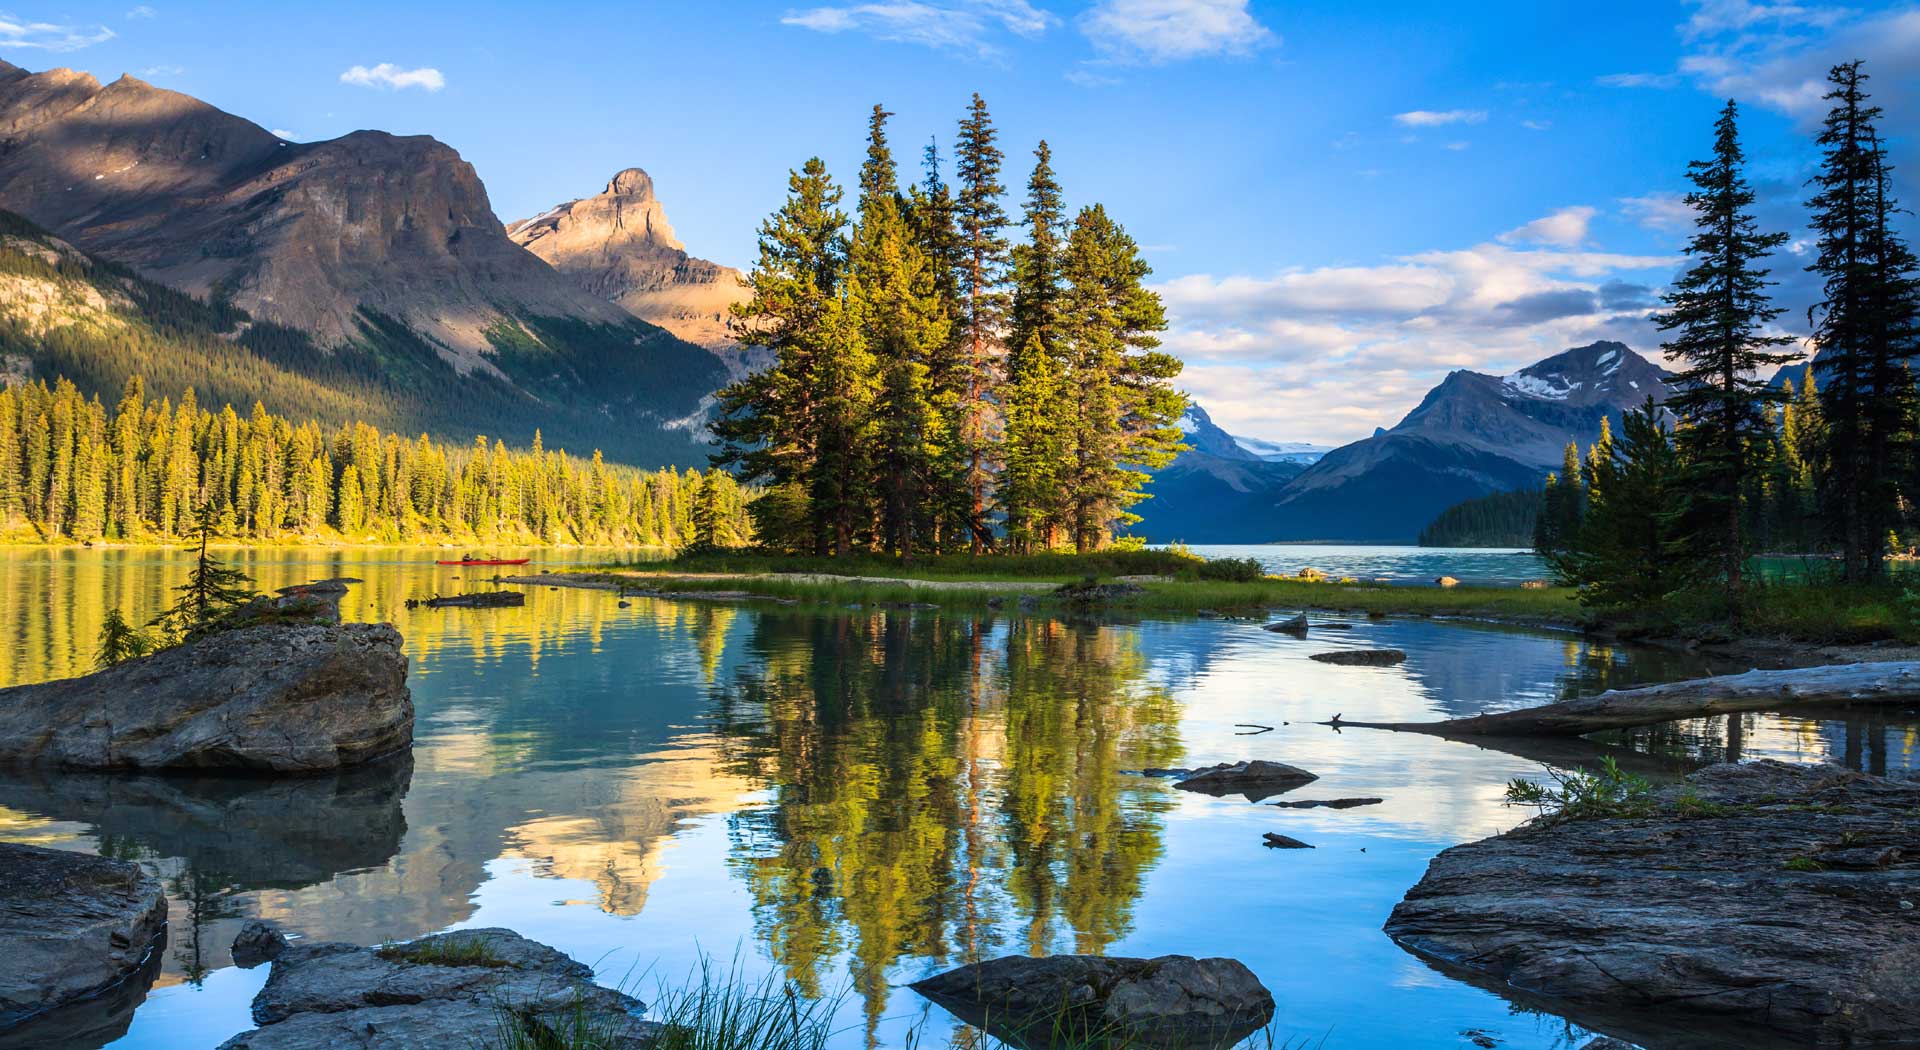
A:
714 98 1186 558
1536 63 1919 611
0 375 753 547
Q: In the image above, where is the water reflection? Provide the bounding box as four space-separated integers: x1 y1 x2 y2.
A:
2 549 1918 1050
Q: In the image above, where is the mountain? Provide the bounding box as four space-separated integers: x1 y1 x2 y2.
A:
1232 435 1333 465
0 61 727 465
1129 404 1314 542
508 168 755 370
1255 341 1668 542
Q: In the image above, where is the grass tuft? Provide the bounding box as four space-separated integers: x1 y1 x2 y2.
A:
377 936 509 969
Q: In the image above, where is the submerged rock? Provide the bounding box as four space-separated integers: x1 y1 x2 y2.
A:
1309 649 1406 666
216 928 654 1050
0 843 167 1031
1386 761 1920 1048
911 954 1275 1050
1263 613 1308 634
0 622 412 774
1261 833 1314 849
423 591 524 608
1270 797 1384 810
1174 760 1318 801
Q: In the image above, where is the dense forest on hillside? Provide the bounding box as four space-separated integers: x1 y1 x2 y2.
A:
0 210 724 468
1418 489 1540 547
0 376 751 546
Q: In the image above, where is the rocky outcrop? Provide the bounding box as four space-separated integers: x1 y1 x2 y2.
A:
911 953 1275 1050
1386 762 1920 1048
509 167 757 370
232 921 289 968
1174 760 1318 801
0 843 167 1030
0 622 411 773
216 929 654 1050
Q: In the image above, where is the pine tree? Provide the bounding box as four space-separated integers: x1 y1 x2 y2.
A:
953 94 1011 551
152 504 259 641
1805 61 1909 581
1000 142 1069 547
95 608 155 668
1548 401 1696 606
908 138 973 549
1653 99 1798 615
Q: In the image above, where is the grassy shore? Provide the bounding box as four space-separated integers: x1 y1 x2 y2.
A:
570 549 1920 646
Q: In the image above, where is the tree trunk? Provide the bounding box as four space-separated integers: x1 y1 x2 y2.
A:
1327 661 1920 737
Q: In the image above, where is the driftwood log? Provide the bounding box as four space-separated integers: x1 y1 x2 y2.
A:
1326 661 1920 737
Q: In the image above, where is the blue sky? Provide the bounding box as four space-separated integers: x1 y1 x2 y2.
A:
3 0 1917 443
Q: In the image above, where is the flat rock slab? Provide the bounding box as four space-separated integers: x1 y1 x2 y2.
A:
0 622 411 774
424 591 524 608
1386 761 1920 1048
217 928 655 1049
1309 649 1405 666
1175 760 1319 802
911 954 1274 1050
1270 797 1384 810
0 843 167 1030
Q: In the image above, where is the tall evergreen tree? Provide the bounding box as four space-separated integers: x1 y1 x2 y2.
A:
906 139 974 550
1548 401 1696 606
1001 141 1069 547
953 94 1011 551
1653 99 1797 614
1805 61 1911 580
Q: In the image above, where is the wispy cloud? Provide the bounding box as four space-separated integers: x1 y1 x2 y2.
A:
125 4 156 18
1499 206 1598 248
0 14 114 50
1597 71 1681 88
1521 119 1552 131
1392 109 1487 127
1681 0 1851 41
1080 0 1275 62
339 63 446 92
1619 193 1695 232
138 64 184 78
779 0 1051 56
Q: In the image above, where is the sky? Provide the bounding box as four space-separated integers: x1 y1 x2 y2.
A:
2 0 1917 445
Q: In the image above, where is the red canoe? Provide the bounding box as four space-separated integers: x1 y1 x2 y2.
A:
435 558 531 566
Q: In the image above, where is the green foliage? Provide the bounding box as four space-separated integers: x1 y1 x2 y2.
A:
1782 855 1826 873
94 608 155 668
0 374 752 547
377 936 508 968
1545 401 1698 607
1196 556 1265 582
1504 757 1655 822
1419 489 1541 548
150 509 261 641
647 958 843 1050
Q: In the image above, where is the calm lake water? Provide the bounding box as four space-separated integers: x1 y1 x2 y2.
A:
2 546 1916 1050
1177 544 1547 586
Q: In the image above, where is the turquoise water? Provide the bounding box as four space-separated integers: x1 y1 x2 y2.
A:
1177 544 1548 586
1 548 1914 1050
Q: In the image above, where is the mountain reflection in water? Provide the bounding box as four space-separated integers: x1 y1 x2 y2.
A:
1 547 1916 1050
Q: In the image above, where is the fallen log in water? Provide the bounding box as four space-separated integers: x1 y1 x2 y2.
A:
1326 660 1920 737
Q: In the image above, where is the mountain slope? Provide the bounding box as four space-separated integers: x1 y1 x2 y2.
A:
1129 404 1311 541
0 60 728 464
1255 341 1668 542
508 168 752 369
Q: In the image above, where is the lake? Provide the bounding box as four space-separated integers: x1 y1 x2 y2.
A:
1174 544 1547 586
1 546 1915 1050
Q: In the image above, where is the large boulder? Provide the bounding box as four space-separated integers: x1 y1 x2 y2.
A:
0 622 411 774
911 954 1274 1050
216 928 655 1050
1386 761 1920 1048
1174 760 1319 802
0 843 167 1031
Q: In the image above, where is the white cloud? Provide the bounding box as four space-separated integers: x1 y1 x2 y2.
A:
1160 239 1682 443
1521 119 1552 131
0 15 113 50
1681 0 1850 41
780 0 1051 55
1064 67 1121 87
1620 193 1696 232
1444 140 1470 151
1080 0 1274 62
137 64 184 78
339 63 446 92
1597 71 1681 88
125 5 156 18
1499 206 1598 248
1392 109 1487 127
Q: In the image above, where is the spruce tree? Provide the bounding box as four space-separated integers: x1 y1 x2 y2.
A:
1000 142 1068 546
152 503 259 641
1549 401 1695 606
953 94 1011 551
1653 99 1797 614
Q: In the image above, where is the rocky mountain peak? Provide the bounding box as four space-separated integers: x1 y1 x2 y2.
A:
1501 340 1662 406
510 168 751 360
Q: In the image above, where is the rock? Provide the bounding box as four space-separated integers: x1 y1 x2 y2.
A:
911 954 1275 1050
1269 797 1383 810
423 591 525 608
1196 608 1222 619
987 596 1005 609
1261 833 1314 849
1017 595 1039 611
1263 613 1309 634
0 622 412 774
1296 567 1326 581
1520 579 1551 590
1175 760 1318 801
1318 622 1354 629
1385 762 1920 1048
216 928 656 1050
617 600 633 608
0 842 167 1029
1056 580 1145 604
232 921 289 968
1435 576 1460 587
1309 649 1406 666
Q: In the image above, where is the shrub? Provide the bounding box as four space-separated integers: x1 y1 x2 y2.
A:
1504 757 1654 822
1197 556 1265 582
